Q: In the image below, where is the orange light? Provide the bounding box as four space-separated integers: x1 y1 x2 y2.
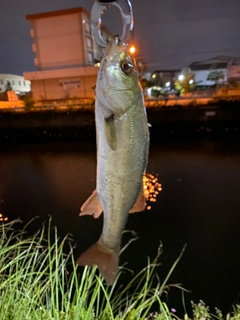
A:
129 46 136 54
143 172 162 211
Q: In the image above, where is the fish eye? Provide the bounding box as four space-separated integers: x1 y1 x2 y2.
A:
120 60 134 75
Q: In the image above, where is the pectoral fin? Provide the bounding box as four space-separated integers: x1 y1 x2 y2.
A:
80 189 103 219
129 188 146 213
104 114 117 151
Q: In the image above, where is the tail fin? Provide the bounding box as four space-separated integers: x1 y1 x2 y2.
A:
76 241 119 285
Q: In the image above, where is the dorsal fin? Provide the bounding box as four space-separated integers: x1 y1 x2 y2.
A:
129 185 146 213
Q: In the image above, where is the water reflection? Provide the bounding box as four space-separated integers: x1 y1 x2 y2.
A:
1 140 240 313
0 213 8 221
143 172 162 210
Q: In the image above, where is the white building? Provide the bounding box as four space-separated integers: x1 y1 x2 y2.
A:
190 56 240 86
23 7 109 101
0 74 31 93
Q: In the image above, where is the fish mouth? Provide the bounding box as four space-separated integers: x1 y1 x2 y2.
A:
113 36 121 46
104 38 128 62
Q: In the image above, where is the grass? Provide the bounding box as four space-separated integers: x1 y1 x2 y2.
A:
0 219 239 320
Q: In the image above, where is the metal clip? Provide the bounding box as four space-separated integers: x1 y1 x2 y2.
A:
91 0 134 47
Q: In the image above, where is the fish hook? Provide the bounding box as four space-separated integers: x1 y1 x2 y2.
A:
91 0 134 47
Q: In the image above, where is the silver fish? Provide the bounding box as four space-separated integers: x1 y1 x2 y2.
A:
77 36 149 285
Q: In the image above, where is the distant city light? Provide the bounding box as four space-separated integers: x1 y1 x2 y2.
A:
189 79 194 84
152 74 156 79
178 74 184 81
165 81 170 87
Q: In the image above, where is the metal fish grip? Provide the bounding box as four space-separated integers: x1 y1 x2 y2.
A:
91 0 134 47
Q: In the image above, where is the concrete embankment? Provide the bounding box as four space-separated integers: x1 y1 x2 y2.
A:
0 102 240 142
0 109 95 142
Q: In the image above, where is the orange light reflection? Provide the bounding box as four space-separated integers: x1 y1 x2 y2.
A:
143 173 162 210
0 213 8 222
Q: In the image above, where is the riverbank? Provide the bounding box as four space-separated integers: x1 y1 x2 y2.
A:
0 100 240 142
0 219 239 320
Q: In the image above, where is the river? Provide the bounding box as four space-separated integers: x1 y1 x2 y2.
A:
0 135 240 315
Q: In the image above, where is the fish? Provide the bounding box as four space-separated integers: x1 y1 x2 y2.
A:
77 36 149 285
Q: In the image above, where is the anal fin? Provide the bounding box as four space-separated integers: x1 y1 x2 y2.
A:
80 189 103 218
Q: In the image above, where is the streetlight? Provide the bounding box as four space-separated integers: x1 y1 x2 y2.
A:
129 45 136 54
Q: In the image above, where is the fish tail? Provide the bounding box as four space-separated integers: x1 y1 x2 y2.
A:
76 241 119 285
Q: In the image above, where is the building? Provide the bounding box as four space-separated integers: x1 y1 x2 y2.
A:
23 7 106 101
151 69 181 87
189 55 240 86
227 58 240 82
0 74 31 94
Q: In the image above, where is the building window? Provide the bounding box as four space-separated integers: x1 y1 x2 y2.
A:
12 80 15 85
60 79 80 90
23 81 26 86
86 37 92 49
0 79 3 85
88 52 94 64
85 21 90 33
19 80 21 86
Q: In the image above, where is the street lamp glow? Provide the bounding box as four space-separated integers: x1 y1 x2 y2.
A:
165 81 170 87
178 74 184 81
129 46 136 54
189 79 194 84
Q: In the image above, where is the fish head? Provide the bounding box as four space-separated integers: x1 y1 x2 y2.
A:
96 37 143 116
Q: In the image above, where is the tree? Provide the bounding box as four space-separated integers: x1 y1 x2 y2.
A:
207 65 224 87
174 67 195 94
5 81 12 92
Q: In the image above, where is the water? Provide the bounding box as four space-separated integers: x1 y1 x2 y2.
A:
0 137 240 315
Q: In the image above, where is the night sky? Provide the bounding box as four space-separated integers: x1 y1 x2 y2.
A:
1 0 240 75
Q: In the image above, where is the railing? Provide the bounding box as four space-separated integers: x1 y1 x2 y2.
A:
35 97 95 109
1 91 240 113
0 98 96 112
